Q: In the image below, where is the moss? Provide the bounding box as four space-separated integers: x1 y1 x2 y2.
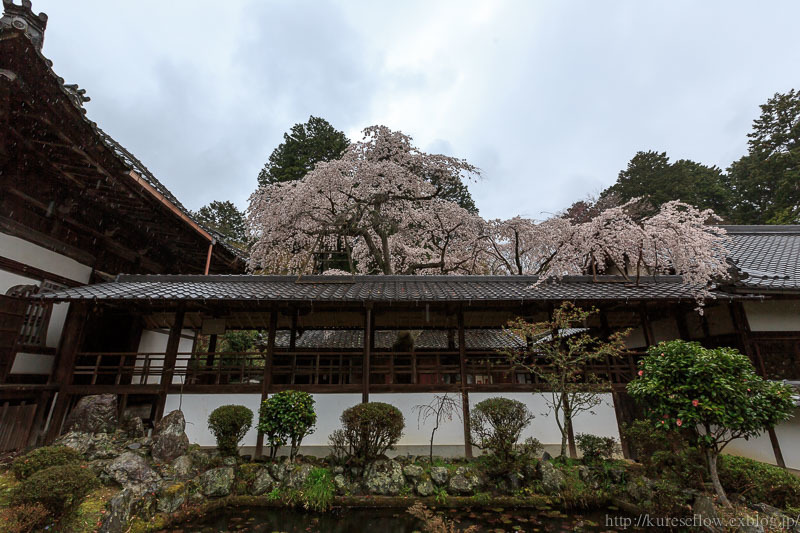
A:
164 482 185 497
60 486 117 533
0 469 19 508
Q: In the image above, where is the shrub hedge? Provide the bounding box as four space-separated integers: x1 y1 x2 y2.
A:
208 404 254 456
11 445 83 480
13 464 98 516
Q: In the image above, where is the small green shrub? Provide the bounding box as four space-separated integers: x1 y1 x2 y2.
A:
329 402 404 464
0 502 51 533
13 464 98 516
718 455 800 510
433 486 448 504
575 434 618 463
259 390 317 460
208 404 254 456
470 397 534 476
11 445 83 480
302 467 335 511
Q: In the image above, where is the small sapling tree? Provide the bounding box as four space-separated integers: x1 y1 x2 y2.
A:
413 393 461 465
627 340 795 506
258 390 317 460
504 303 629 458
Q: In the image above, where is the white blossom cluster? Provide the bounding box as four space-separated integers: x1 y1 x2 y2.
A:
247 126 730 302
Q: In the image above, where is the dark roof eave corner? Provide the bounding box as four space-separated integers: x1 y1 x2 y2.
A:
1 0 47 51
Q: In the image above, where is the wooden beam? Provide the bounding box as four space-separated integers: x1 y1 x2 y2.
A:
44 301 89 442
255 309 277 459
730 302 786 468
457 311 473 458
153 305 186 422
0 255 82 288
639 304 655 347
362 307 372 403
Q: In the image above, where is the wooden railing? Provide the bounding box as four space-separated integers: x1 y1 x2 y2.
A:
71 349 643 389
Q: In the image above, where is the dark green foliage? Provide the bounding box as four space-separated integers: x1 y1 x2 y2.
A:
329 402 404 464
258 390 317 460
302 467 335 512
191 200 247 245
208 405 254 456
0 503 51 533
622 420 705 489
13 464 98 516
627 340 795 505
470 397 534 476
575 434 618 463
258 116 349 187
601 151 732 220
391 331 414 352
718 455 800 510
11 445 83 480
726 89 800 224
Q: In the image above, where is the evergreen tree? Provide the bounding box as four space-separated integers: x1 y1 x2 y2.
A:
257 116 349 187
192 200 247 246
601 151 731 219
726 89 800 224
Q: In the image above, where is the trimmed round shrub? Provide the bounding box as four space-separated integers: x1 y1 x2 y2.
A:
258 390 316 460
575 433 619 463
329 402 404 464
208 404 254 456
11 445 83 480
13 464 98 516
470 397 533 465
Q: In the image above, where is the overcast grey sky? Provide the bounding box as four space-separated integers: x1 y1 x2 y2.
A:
36 0 800 220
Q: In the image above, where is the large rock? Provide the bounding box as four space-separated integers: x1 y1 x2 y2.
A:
100 486 156 533
171 455 195 479
64 394 118 434
121 416 146 439
157 482 187 513
105 451 160 488
151 410 189 464
365 460 406 496
199 466 235 497
251 468 276 496
539 460 565 494
56 431 123 461
415 477 435 497
448 466 480 495
403 464 424 481
693 495 723 533
430 466 449 486
286 463 315 489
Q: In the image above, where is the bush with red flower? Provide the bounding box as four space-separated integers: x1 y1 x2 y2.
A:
627 340 795 507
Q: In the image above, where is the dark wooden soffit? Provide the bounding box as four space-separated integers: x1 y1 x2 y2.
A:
0 31 244 275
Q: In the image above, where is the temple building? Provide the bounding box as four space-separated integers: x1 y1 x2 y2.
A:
1 1 799 468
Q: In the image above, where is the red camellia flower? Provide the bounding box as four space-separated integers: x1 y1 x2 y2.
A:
676 419 683 426
692 399 699 407
661 420 665 424
638 370 644 376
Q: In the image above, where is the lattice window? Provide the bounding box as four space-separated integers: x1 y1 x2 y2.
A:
5 280 64 346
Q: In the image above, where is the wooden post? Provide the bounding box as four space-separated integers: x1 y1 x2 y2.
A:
639 303 655 347
362 307 372 404
255 309 277 459
457 311 473 458
730 302 786 468
153 305 186 423
45 302 89 442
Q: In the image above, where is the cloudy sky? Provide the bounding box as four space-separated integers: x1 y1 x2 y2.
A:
36 0 800 221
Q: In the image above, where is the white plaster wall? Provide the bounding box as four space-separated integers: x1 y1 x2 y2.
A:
135 329 195 385
713 409 800 470
0 232 92 284
0 270 38 294
743 301 800 332
9 352 53 374
162 391 621 451
165 394 263 447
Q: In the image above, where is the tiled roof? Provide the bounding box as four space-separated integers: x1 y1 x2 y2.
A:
41 274 718 303
271 329 527 350
725 226 800 290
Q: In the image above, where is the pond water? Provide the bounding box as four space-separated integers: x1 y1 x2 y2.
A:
166 505 643 532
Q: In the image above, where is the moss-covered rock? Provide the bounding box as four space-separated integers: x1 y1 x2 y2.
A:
198 467 235 497
157 482 186 513
430 466 449 486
